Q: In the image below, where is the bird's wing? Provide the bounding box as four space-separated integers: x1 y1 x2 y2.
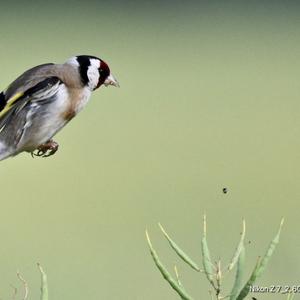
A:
4 63 56 99
0 65 62 133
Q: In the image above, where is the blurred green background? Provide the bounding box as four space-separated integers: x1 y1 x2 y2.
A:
0 1 299 299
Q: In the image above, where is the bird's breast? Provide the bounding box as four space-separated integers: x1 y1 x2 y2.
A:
62 87 92 121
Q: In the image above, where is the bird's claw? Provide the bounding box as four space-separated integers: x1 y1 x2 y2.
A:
31 140 59 158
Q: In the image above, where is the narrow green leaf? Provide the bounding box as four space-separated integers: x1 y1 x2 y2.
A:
174 265 183 287
286 293 294 300
229 245 245 300
146 230 194 300
37 263 48 300
255 218 284 279
159 223 200 272
228 220 246 272
237 218 284 300
201 215 215 287
174 265 189 295
236 257 261 300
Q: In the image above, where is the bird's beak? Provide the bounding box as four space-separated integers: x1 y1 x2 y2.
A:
104 74 120 87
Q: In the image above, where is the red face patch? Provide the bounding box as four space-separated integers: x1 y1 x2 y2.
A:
95 60 111 89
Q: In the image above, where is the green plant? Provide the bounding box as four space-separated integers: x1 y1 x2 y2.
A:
9 264 48 300
146 216 286 300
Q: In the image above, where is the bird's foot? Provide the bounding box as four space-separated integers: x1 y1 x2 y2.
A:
31 140 59 158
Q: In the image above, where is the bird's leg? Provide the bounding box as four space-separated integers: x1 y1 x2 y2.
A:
31 140 59 158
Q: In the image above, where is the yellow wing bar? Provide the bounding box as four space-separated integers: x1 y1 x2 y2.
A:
0 92 24 118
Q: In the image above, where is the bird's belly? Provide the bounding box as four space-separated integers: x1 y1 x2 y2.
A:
20 86 71 151
20 86 91 152
28 111 68 148
23 114 68 153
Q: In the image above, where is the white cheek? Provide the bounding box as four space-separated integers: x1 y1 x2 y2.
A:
87 67 100 90
87 58 100 90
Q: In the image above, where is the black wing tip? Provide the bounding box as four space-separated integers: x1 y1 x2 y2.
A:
0 91 6 112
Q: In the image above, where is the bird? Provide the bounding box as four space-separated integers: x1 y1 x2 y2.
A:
0 55 119 161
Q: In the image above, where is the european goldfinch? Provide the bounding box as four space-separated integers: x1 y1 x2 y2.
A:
0 55 119 161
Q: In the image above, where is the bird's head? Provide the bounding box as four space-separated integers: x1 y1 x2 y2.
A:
67 55 119 91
